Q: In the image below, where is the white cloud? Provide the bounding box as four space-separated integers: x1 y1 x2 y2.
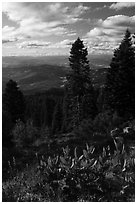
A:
110 2 135 10
2 2 89 41
2 25 31 43
18 41 51 49
48 39 73 49
86 28 105 37
102 15 135 29
2 26 20 42
18 39 73 50
85 15 135 54
86 15 135 38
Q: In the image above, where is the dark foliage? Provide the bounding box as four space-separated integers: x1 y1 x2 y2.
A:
12 119 40 148
25 90 64 128
3 79 25 123
52 98 63 134
64 37 97 129
2 110 13 147
3 139 135 202
105 30 135 118
2 31 135 202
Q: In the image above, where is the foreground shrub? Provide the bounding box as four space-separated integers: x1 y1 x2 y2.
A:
3 141 135 202
93 111 123 134
37 144 134 202
12 119 39 148
74 111 123 140
74 119 93 139
2 166 49 202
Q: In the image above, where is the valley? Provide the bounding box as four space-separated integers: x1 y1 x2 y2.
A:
2 55 111 94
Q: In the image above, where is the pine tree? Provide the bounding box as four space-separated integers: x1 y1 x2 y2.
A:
64 37 97 129
46 97 56 127
51 99 63 134
3 79 25 123
105 30 135 118
61 93 70 132
2 110 13 147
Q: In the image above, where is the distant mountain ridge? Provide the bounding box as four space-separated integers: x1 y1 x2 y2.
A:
2 54 112 68
2 55 112 94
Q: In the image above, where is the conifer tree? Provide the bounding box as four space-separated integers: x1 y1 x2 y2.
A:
2 110 13 147
3 79 25 123
51 99 63 134
64 37 97 129
105 30 135 117
61 93 70 132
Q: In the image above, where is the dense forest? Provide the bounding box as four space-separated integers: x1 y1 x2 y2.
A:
2 30 135 202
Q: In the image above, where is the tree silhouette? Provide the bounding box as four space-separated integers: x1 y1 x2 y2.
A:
3 79 25 123
51 98 63 134
105 30 135 118
64 37 97 129
2 110 13 147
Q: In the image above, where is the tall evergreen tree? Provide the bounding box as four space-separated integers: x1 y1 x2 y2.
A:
61 93 70 132
64 37 97 129
2 110 13 147
3 79 25 123
105 30 135 118
51 99 63 134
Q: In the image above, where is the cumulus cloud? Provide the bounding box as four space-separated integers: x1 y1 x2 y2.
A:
85 15 135 54
101 15 135 29
18 39 73 50
2 2 88 41
83 37 119 55
110 2 135 10
2 26 19 43
18 41 51 49
49 39 73 49
87 15 134 37
2 25 31 43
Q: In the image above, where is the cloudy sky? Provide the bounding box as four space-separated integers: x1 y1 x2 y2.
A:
2 2 135 56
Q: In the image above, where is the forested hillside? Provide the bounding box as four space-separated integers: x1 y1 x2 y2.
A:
2 57 109 94
2 30 135 202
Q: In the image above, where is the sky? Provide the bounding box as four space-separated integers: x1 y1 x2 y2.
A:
2 2 135 56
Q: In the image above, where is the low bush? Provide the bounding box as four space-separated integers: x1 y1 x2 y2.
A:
74 118 93 139
3 140 135 202
12 119 39 148
93 111 123 134
74 111 123 140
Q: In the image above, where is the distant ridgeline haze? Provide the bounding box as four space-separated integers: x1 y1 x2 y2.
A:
2 55 112 94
